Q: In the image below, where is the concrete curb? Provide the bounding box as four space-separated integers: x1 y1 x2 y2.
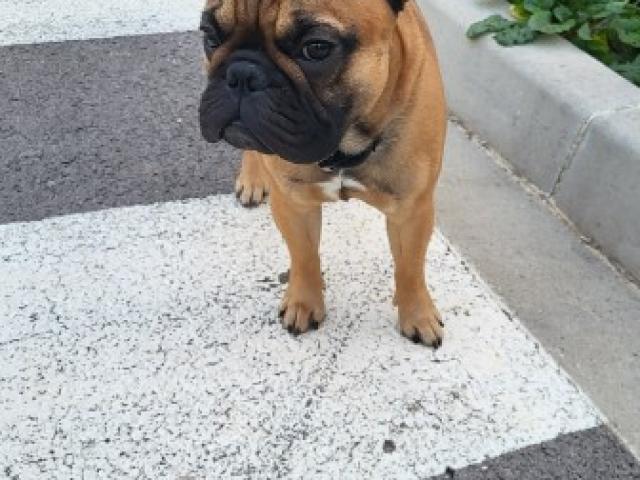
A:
417 0 640 281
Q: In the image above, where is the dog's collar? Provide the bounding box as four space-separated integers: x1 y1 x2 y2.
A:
318 137 382 172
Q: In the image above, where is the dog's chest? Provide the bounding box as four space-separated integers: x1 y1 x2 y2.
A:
317 170 367 201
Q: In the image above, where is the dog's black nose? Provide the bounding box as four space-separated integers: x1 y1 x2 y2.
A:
226 61 268 93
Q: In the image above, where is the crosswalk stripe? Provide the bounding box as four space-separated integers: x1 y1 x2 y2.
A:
0 195 601 478
0 0 204 46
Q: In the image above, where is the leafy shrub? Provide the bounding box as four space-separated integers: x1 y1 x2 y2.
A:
467 0 640 86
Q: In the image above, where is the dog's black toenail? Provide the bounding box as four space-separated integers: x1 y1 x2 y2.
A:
410 332 422 344
287 324 294 334
438 319 445 328
310 320 319 330
278 270 290 284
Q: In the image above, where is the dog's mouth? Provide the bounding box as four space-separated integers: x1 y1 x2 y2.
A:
221 120 272 154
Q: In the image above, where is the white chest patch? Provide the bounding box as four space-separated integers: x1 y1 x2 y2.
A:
318 171 366 201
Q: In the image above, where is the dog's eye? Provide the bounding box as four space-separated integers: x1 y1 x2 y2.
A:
200 17 222 56
204 34 220 50
301 41 334 61
202 31 222 57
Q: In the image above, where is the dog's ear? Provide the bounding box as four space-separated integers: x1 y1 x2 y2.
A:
387 0 407 13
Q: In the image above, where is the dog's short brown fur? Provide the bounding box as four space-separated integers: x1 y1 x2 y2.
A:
200 0 446 347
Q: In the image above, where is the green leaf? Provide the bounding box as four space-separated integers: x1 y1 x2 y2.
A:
465 0 640 87
611 18 640 48
577 22 593 40
510 4 531 21
611 55 640 85
494 23 539 45
553 5 574 22
528 10 576 33
571 30 615 64
605 2 629 15
467 15 514 38
588 2 628 19
549 18 577 33
528 11 553 30
523 0 555 13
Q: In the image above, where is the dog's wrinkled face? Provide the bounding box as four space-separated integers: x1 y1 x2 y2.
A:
199 0 403 164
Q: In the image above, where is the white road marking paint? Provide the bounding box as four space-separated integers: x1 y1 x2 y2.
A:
0 0 204 46
318 172 367 201
0 196 600 479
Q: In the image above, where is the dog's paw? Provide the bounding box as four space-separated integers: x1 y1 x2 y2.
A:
279 287 325 336
398 300 444 349
235 156 270 208
235 176 269 208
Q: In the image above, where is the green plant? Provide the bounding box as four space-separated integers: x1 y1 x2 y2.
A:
467 0 640 86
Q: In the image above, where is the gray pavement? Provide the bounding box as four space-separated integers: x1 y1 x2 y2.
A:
438 121 640 457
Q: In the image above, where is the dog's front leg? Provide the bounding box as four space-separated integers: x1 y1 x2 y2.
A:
270 185 325 335
236 151 271 208
386 195 444 348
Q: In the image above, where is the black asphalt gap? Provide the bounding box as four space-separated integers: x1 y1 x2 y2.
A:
0 32 239 224
435 427 640 479
0 31 638 478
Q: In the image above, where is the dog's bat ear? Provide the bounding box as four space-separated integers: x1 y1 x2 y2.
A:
387 0 407 13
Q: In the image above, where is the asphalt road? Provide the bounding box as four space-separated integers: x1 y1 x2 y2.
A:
0 32 239 224
1 1 639 478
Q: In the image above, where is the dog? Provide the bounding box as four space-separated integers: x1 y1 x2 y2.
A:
199 0 447 348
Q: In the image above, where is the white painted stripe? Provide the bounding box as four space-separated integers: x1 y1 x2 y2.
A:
0 0 204 46
0 196 600 479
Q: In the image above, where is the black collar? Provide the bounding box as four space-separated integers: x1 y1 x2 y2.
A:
318 137 382 171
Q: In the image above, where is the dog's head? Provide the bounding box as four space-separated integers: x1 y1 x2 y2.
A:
199 0 407 164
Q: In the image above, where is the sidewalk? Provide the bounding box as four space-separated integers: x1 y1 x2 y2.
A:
419 0 640 282
439 120 640 458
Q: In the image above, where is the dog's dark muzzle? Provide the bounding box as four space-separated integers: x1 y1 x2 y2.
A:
199 50 346 165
